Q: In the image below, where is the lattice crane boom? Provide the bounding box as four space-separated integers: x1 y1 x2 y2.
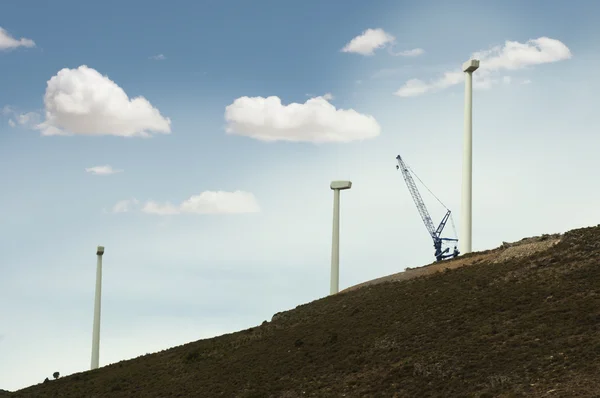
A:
395 154 459 262
395 155 436 238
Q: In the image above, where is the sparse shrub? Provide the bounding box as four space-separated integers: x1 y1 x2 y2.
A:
487 374 510 389
111 383 123 392
184 350 200 363
412 362 451 379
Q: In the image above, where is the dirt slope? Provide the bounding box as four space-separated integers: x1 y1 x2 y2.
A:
10 225 600 397
341 233 562 293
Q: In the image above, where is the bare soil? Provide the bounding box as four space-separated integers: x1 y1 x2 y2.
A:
8 227 600 397
341 233 562 293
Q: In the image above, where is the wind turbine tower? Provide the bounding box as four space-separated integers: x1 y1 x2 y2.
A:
330 180 352 295
91 245 104 370
460 59 479 255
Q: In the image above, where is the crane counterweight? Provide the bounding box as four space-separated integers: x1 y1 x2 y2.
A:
396 154 459 262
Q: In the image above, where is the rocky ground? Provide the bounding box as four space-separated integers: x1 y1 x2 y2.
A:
8 226 600 397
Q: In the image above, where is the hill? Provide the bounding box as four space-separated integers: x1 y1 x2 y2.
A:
9 225 600 397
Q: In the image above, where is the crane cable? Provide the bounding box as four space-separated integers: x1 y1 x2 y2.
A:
406 164 448 209
406 164 459 240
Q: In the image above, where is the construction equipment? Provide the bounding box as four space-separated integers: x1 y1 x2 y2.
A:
396 154 460 262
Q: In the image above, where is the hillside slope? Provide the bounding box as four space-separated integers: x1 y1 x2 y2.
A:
11 225 600 397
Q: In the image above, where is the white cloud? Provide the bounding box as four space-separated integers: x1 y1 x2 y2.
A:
2 106 41 128
224 94 380 143
395 71 464 97
389 48 425 57
502 76 512 84
1 105 13 116
0 27 35 51
341 28 395 56
149 54 166 60
142 201 181 216
305 92 333 100
395 37 571 97
471 37 571 71
110 192 261 216
140 191 260 215
85 165 123 175
111 198 139 213
36 65 171 137
341 28 423 58
16 112 41 127
521 79 532 85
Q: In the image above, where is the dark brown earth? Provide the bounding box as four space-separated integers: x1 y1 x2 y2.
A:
9 225 600 397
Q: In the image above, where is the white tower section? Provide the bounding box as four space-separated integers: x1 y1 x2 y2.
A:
460 59 479 254
91 245 104 370
330 180 352 295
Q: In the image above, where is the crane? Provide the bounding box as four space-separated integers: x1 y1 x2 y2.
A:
395 154 460 262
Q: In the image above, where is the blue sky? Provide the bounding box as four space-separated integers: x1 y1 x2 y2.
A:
2 0 600 391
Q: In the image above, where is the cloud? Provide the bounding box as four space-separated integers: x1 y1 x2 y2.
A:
341 28 395 56
149 54 166 60
140 191 261 215
110 192 261 216
142 201 180 215
305 92 333 100
0 27 35 50
389 48 425 57
471 37 571 70
395 71 464 97
395 37 571 97
224 94 380 143
85 165 123 175
521 79 532 85
36 65 171 137
2 106 41 128
111 198 139 213
16 112 41 127
341 28 423 58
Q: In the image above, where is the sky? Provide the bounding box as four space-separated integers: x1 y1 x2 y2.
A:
2 0 600 391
